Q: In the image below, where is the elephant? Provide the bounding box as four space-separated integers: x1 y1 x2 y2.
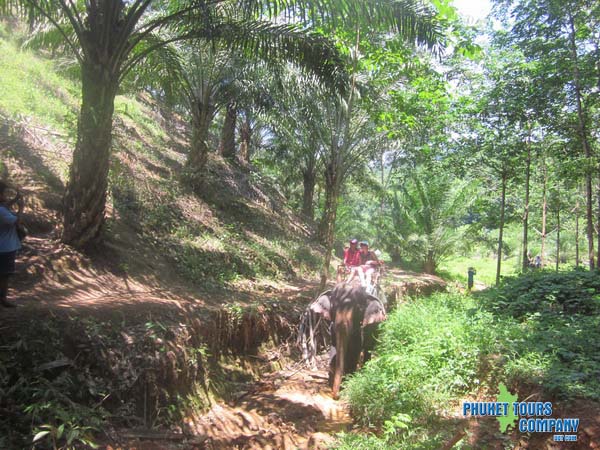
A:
309 283 386 399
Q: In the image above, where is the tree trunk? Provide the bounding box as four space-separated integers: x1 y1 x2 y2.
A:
575 195 580 267
62 62 118 247
496 172 507 286
424 252 436 274
556 202 560 272
540 155 547 267
597 175 600 268
219 102 237 158
319 161 340 288
186 98 215 174
302 169 316 221
301 151 317 221
522 130 531 271
568 13 594 269
238 113 252 163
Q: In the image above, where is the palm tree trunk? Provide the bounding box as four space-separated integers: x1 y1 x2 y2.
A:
238 113 252 163
62 62 118 247
522 130 531 271
496 171 507 286
219 102 237 158
556 202 560 271
186 98 214 174
575 195 580 267
302 151 317 221
597 175 600 268
302 170 316 221
320 161 339 288
424 252 436 274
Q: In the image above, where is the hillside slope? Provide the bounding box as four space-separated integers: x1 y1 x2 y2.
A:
0 22 325 317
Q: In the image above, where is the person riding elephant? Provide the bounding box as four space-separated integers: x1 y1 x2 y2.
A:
310 283 386 398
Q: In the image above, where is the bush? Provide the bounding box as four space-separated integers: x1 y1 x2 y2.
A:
479 268 600 318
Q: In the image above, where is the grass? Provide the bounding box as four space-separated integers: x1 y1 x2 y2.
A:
0 28 79 132
339 292 495 449
114 95 166 143
439 254 520 287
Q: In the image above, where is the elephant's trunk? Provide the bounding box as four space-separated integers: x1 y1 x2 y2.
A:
332 305 352 399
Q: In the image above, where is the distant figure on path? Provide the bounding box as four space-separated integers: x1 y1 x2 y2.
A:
534 255 542 269
527 251 534 268
0 181 24 308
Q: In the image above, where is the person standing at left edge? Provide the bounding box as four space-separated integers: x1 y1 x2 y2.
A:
0 180 24 308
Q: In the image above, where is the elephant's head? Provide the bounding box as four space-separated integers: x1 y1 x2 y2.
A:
309 287 386 327
309 290 332 320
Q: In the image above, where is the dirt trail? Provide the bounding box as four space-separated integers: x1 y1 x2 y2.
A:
192 357 350 449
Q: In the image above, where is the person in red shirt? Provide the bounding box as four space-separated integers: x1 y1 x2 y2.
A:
342 238 361 283
344 239 360 266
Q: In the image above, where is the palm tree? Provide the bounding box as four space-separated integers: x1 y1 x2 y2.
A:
390 169 476 274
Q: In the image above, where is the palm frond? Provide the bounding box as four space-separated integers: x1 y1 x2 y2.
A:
237 0 444 53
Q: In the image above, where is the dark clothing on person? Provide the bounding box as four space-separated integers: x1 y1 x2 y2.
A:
0 251 16 275
0 194 21 308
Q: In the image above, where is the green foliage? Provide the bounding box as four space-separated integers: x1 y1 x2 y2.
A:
387 167 477 273
481 268 600 318
0 321 107 449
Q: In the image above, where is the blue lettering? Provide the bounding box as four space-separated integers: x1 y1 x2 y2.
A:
565 419 580 433
463 403 471 416
513 402 520 416
519 419 528 432
556 420 563 432
519 403 528 416
543 402 553 416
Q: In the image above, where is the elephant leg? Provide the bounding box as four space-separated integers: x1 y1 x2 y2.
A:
345 307 363 374
362 323 379 363
345 327 362 375
328 345 336 387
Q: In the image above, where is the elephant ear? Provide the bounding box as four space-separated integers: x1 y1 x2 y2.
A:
362 295 386 327
309 290 332 320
